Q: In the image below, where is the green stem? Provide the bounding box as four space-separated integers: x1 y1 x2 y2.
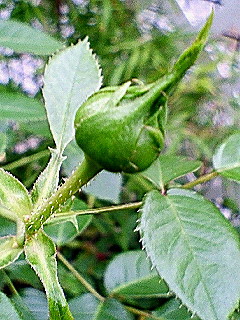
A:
48 171 219 224
57 252 105 302
49 201 142 223
181 171 219 189
125 306 165 320
26 156 102 235
1 150 50 171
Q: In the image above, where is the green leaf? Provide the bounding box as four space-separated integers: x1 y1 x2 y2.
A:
141 155 202 189
0 168 32 221
84 171 122 203
139 189 240 320
31 149 65 209
25 230 73 320
104 250 169 298
0 20 63 55
42 37 102 153
69 294 134 320
20 288 48 320
6 260 42 289
213 133 240 182
0 292 22 320
11 291 37 320
0 93 46 122
0 236 23 269
69 294 98 320
151 299 200 320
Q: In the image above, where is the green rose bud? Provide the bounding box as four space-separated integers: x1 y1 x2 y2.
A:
75 13 213 173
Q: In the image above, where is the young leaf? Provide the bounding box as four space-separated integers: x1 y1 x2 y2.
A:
141 155 202 189
42 37 102 153
0 168 32 221
0 292 23 320
25 231 73 320
139 189 240 320
0 20 63 55
213 133 240 182
0 92 46 122
0 236 23 269
104 251 169 298
31 149 65 209
69 294 134 320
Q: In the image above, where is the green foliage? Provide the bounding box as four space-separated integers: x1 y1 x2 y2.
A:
0 20 63 55
43 37 102 153
213 133 240 182
139 189 240 320
0 92 46 122
104 251 169 298
0 168 32 221
69 294 134 320
140 155 202 189
0 292 22 320
0 236 23 268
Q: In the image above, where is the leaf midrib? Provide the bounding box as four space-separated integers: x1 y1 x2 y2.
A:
165 196 218 320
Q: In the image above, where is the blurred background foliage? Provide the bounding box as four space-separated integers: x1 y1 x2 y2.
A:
0 0 240 318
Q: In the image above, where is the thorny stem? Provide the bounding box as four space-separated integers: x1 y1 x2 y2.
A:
25 156 102 235
48 171 219 223
57 252 165 320
57 252 105 302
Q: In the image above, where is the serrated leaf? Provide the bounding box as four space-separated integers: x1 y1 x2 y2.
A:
141 155 202 189
25 230 73 320
213 133 240 182
151 299 200 320
0 292 22 320
0 20 63 55
69 294 134 320
43 38 102 153
31 149 65 209
0 92 46 122
0 168 32 220
0 236 23 269
139 189 240 320
104 251 169 298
